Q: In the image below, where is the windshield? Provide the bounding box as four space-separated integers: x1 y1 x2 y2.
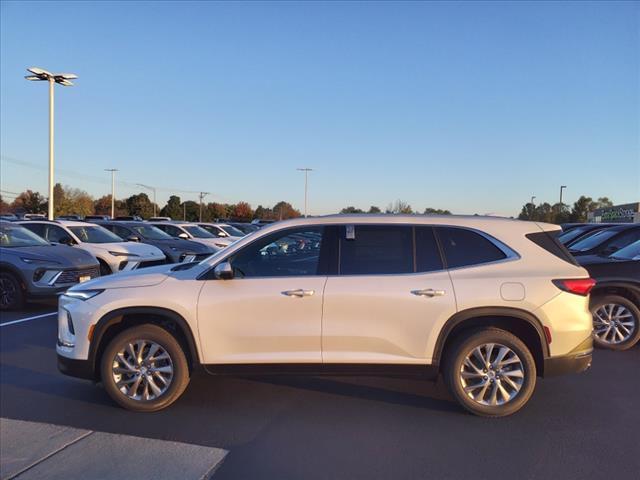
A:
69 225 123 244
130 225 173 240
0 224 50 247
558 226 600 245
183 225 215 238
569 229 618 252
220 225 245 237
610 240 640 260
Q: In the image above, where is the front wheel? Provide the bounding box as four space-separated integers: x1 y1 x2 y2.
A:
100 324 190 412
591 295 640 351
443 328 537 417
0 272 25 311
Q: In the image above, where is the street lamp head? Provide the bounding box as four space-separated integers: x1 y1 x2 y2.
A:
25 67 77 86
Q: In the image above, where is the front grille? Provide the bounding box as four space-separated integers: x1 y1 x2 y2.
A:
137 259 166 269
55 266 100 285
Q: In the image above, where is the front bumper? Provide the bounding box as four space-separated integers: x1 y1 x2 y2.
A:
57 352 95 380
543 336 593 377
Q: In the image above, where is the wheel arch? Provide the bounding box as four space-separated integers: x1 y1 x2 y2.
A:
589 281 640 308
433 307 549 377
89 306 200 381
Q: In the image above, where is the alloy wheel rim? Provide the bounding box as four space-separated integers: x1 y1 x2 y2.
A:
0 278 17 308
111 340 174 401
593 304 636 344
459 343 525 406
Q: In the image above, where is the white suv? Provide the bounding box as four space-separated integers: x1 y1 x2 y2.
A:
56 215 594 417
19 220 166 275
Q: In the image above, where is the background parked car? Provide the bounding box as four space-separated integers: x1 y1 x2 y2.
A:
568 224 640 257
84 215 111 222
0 221 100 310
18 220 166 275
577 240 640 350
149 221 222 251
558 223 614 246
98 221 215 263
227 222 260 235
196 223 244 247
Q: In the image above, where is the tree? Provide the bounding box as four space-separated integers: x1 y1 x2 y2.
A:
207 202 229 220
570 196 593 222
273 201 301 220
254 205 271 219
160 195 183 220
54 184 93 217
534 203 554 223
386 199 413 214
368 206 381 213
518 203 536 220
0 195 10 214
11 190 46 214
340 206 364 214
424 207 452 215
593 197 613 209
551 202 571 224
183 201 200 221
231 201 253 220
125 193 154 219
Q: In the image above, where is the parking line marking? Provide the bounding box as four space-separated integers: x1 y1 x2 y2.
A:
0 312 56 327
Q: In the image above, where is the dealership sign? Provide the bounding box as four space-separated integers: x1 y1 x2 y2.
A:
589 202 640 223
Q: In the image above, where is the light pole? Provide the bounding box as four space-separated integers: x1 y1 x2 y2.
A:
530 196 536 205
105 169 118 218
559 185 567 206
296 168 313 217
137 183 157 217
198 192 209 222
25 67 77 220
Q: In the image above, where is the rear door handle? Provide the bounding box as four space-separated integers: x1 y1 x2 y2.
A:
282 289 315 298
411 288 445 297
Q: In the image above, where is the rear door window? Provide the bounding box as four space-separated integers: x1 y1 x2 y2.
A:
436 227 506 268
415 226 444 273
339 225 413 275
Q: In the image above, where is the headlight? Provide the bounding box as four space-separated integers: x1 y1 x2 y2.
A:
63 289 104 300
21 257 60 265
108 251 139 257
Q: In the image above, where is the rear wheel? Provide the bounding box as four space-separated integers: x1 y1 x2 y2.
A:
0 272 24 311
444 328 536 417
100 324 190 412
591 295 640 351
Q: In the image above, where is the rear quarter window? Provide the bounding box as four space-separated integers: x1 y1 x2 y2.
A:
435 227 507 268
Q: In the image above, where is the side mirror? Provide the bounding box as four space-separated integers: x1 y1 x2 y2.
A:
218 231 228 237
178 232 189 240
213 262 234 280
127 235 140 242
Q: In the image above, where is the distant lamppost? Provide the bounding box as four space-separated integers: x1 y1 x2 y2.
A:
137 183 157 217
559 185 567 206
25 67 77 220
530 196 536 205
105 169 118 218
296 168 313 217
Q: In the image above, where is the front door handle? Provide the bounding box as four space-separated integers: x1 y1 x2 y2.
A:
411 288 445 297
282 289 315 298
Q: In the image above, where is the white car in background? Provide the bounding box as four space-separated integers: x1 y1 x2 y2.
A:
19 220 166 276
148 221 223 251
196 223 244 248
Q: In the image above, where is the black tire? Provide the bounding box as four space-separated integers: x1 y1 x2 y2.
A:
98 259 112 276
100 324 190 412
591 295 640 351
443 328 537 418
0 272 25 311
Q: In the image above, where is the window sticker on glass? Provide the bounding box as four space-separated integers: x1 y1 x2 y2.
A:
346 225 355 240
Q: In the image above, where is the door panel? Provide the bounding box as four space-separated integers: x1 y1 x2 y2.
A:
322 271 456 364
197 277 327 364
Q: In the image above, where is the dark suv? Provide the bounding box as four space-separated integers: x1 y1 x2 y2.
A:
0 221 100 309
97 221 215 263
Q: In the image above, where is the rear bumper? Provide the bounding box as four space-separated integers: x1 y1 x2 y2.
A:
543 336 593 377
57 352 95 381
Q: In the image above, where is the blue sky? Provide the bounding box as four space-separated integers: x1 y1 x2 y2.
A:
1 1 638 216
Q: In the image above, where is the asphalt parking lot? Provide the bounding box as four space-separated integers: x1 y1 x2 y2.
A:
1 304 639 480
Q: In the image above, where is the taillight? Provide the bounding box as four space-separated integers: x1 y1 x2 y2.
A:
552 278 596 296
